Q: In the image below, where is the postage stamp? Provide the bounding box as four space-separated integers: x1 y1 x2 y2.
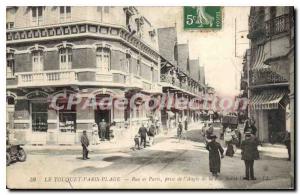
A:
184 6 222 30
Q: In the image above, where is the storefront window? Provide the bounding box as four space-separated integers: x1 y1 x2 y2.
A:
59 103 76 133
32 102 48 132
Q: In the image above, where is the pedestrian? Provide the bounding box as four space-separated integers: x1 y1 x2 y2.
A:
177 121 183 142
134 133 140 150
204 123 214 145
148 124 156 146
109 121 117 142
92 123 99 145
241 131 260 180
80 130 90 160
249 119 257 136
224 127 236 157
283 131 291 161
99 119 107 141
139 123 148 148
206 134 224 177
184 118 188 131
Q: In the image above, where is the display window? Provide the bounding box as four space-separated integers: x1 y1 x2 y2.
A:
58 103 76 133
31 102 48 132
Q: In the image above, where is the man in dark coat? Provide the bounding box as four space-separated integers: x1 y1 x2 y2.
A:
99 119 107 141
138 124 148 148
80 130 90 160
241 131 259 180
206 134 224 176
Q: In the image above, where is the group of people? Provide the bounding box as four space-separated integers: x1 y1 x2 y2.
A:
80 119 116 160
134 122 158 150
203 119 260 180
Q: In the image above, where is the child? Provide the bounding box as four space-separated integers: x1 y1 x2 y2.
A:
206 134 224 177
134 134 140 150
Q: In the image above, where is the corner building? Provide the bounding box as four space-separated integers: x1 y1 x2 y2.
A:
6 6 162 144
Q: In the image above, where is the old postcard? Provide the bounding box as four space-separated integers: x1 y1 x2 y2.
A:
6 6 295 189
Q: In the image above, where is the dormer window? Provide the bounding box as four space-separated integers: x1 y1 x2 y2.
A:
60 6 71 23
31 6 44 26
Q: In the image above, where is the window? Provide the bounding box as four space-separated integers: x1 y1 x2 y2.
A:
104 7 109 13
58 103 76 133
96 47 110 73
31 7 43 26
6 22 14 30
125 54 131 73
151 67 154 82
60 6 71 22
59 47 72 70
6 53 15 78
32 50 44 72
136 59 141 76
31 102 48 132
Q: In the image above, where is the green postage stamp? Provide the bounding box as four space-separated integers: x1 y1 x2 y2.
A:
184 6 222 30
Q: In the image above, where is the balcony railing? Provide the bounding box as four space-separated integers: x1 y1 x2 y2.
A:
126 74 143 89
250 70 288 86
160 74 202 96
95 73 113 82
265 14 291 37
17 70 77 87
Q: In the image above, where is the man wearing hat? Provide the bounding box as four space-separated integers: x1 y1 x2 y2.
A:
138 123 148 148
206 134 224 177
241 131 260 180
80 130 90 160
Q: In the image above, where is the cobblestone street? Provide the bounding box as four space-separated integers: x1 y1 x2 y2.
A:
7 127 292 189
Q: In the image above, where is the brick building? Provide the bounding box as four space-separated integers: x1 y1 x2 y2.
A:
6 6 162 144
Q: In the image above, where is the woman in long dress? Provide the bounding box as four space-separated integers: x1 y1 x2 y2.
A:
224 127 235 157
206 135 224 176
92 123 99 145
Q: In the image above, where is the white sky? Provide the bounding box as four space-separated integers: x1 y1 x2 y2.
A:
140 7 250 96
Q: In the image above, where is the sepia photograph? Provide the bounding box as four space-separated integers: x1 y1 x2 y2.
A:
5 4 295 190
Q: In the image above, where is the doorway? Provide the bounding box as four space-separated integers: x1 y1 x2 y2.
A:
95 109 111 125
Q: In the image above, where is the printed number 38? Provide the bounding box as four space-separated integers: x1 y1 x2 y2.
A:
186 15 194 25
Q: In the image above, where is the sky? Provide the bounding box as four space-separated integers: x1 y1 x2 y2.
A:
139 7 250 96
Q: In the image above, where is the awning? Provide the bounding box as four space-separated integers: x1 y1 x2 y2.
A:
252 46 270 71
251 90 289 110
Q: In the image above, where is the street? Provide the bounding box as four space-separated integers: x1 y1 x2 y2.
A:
7 127 292 189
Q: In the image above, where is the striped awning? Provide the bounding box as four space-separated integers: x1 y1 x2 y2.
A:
252 46 270 71
251 91 289 110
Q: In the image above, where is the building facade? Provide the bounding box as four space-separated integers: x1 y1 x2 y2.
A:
6 6 162 144
246 6 294 143
157 27 207 130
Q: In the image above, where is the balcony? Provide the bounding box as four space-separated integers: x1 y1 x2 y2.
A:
141 81 162 94
15 69 144 89
250 70 288 87
126 74 143 89
17 70 77 87
160 74 202 97
265 14 291 37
